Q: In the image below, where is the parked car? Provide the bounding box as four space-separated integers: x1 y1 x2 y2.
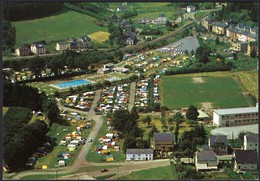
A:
101 169 108 172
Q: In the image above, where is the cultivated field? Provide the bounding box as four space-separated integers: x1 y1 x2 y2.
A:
88 31 110 43
13 10 108 47
160 72 251 109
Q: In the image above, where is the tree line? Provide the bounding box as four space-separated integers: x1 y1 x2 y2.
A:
4 120 49 171
4 3 64 21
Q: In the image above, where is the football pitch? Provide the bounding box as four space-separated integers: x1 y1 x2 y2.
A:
160 75 250 109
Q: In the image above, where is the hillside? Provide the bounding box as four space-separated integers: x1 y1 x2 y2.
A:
13 10 108 47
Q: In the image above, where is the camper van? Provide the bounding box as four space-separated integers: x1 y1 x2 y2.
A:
67 144 77 150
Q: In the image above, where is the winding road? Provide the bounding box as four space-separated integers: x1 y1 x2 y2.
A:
9 88 170 180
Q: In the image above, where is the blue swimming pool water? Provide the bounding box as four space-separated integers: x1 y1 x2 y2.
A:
52 79 90 89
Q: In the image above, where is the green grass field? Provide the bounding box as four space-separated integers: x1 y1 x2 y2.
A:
13 10 108 47
161 75 250 109
119 165 176 180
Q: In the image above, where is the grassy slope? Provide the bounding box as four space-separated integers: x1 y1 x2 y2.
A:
120 165 177 180
13 10 107 47
161 72 251 109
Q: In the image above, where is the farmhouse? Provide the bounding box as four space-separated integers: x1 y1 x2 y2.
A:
213 106 258 127
152 132 174 158
233 150 258 171
124 31 138 45
212 22 228 35
30 43 46 55
195 150 218 171
187 5 195 13
15 45 30 56
156 14 167 24
126 149 154 161
117 6 127 12
244 134 258 152
208 135 228 155
55 41 67 51
109 13 121 22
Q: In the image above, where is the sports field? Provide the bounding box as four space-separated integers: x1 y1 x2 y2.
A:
160 75 250 109
13 10 108 47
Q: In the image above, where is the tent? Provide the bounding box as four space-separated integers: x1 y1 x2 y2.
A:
105 155 114 162
42 165 48 169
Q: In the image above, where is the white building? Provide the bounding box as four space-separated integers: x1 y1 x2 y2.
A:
55 41 67 51
187 5 196 13
31 43 46 55
244 134 258 152
213 106 258 127
126 149 154 161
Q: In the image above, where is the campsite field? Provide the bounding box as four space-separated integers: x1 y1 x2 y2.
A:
160 73 250 109
86 118 125 163
13 10 108 47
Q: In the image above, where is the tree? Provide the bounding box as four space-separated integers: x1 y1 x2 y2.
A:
122 134 137 153
233 53 238 60
174 123 180 144
186 105 199 120
148 125 158 138
215 37 220 45
143 115 151 127
28 56 46 76
173 112 184 125
190 49 195 56
42 99 59 123
250 48 257 58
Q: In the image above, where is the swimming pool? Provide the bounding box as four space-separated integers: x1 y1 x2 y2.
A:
51 79 91 89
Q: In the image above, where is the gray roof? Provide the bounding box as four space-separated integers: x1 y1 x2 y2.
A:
57 41 66 45
214 107 258 115
214 22 228 28
234 150 258 164
82 36 91 42
197 150 216 161
187 5 195 8
245 134 258 142
158 13 166 17
126 148 153 154
209 135 228 146
154 132 174 142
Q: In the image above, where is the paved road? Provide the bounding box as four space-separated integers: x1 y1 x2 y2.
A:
128 82 136 111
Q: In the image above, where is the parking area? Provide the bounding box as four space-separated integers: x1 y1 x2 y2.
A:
211 124 258 139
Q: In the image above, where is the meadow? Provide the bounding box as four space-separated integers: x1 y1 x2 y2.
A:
13 10 108 47
119 165 177 180
160 74 250 109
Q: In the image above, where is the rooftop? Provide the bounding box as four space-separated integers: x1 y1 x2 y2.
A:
126 148 154 154
214 106 258 115
209 135 228 146
154 132 174 142
197 150 217 161
234 150 258 164
245 134 258 142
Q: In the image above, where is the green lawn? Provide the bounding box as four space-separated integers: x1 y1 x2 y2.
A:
119 165 177 180
161 75 250 109
13 10 108 47
27 82 58 96
86 117 125 163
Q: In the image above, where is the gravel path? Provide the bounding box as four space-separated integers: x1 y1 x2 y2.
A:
128 82 136 111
